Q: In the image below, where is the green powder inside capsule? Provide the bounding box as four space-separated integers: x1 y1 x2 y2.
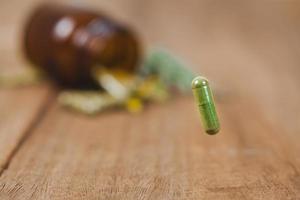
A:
192 76 220 135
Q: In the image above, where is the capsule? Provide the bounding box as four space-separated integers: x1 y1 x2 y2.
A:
192 76 220 135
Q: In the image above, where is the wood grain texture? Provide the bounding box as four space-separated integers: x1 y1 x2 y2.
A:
0 97 299 199
0 85 51 174
0 0 300 199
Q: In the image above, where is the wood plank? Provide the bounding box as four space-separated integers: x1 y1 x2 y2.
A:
0 96 298 199
0 85 52 174
0 0 300 199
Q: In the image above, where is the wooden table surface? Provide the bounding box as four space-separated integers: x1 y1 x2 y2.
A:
0 0 300 199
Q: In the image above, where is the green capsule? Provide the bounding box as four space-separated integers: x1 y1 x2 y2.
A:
192 76 220 135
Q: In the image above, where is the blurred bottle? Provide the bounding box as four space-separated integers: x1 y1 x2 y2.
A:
23 4 141 88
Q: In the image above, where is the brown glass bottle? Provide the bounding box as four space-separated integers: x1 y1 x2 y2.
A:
23 4 141 88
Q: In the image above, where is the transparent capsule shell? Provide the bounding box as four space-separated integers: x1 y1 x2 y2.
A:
192 76 220 135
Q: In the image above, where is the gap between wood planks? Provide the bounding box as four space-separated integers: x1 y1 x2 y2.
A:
0 89 57 176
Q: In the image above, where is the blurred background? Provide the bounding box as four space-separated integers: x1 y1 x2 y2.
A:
1 0 299 131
